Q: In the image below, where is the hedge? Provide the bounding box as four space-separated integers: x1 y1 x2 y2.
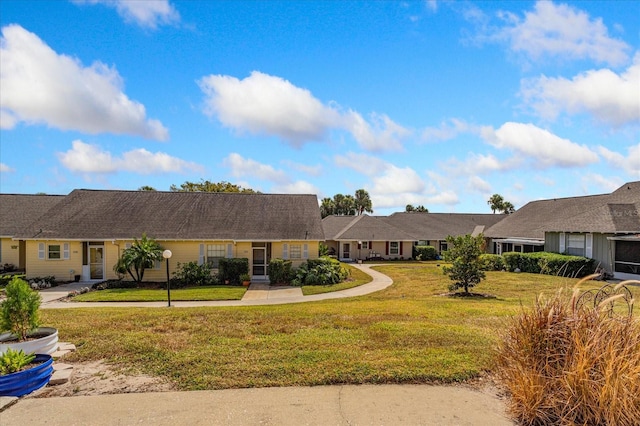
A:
413 245 438 260
218 258 249 285
268 259 293 285
479 254 505 271
502 252 595 277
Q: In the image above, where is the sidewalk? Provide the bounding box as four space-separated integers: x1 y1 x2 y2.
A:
39 264 394 309
1 384 514 425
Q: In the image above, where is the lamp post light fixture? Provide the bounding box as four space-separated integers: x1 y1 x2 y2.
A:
162 249 172 307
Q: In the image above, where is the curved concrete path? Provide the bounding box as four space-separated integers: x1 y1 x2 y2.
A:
40 264 393 309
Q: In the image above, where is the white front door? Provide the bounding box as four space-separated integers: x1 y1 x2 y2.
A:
252 247 267 280
89 246 104 280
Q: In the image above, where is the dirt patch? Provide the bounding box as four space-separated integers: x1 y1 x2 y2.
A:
28 360 176 398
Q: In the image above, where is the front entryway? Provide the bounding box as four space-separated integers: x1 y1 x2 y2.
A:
251 242 271 281
89 245 104 280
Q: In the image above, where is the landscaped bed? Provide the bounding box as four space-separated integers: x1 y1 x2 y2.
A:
39 263 638 392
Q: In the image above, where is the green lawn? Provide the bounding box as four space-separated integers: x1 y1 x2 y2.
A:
301 264 372 295
41 264 638 391
72 285 247 302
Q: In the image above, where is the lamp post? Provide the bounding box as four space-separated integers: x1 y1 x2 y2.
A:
162 249 172 307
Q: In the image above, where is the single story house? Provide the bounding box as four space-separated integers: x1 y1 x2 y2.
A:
323 212 506 261
485 181 640 280
9 189 325 282
0 194 64 271
380 213 506 254
322 214 416 261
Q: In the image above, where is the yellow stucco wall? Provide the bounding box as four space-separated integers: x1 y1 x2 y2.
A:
24 239 321 282
25 241 84 281
0 238 20 267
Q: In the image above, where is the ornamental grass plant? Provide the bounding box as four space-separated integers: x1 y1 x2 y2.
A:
495 278 640 426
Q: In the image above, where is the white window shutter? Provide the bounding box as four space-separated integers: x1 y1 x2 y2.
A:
585 234 593 258
226 244 233 258
199 244 205 265
38 243 45 260
303 244 308 259
282 243 288 260
559 233 565 253
63 243 70 259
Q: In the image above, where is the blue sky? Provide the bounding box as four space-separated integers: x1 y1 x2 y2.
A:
1 1 638 215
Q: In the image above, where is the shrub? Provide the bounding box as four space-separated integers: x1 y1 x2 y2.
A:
0 348 35 375
495 282 640 425
291 257 349 286
218 258 249 285
92 280 138 290
172 261 215 287
478 254 505 271
501 252 595 277
269 259 293 285
0 277 41 341
413 245 437 261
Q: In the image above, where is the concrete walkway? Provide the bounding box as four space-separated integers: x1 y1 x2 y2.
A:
39 264 393 309
1 384 514 425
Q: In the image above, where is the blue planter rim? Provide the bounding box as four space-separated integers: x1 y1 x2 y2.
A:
0 354 53 397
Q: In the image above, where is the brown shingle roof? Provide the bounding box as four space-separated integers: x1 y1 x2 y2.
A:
381 213 506 240
13 189 324 241
484 181 640 238
0 194 65 237
323 215 416 241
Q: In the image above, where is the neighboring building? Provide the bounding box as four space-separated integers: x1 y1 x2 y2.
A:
0 194 64 271
381 213 506 254
322 215 416 261
485 182 640 280
9 189 324 282
322 212 505 261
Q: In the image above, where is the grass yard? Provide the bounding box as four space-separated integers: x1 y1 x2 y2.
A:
300 264 371 295
41 264 639 391
72 285 247 302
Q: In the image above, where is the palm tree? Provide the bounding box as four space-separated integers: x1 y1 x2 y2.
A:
488 194 505 214
354 189 373 215
501 201 516 214
320 197 335 218
116 234 163 283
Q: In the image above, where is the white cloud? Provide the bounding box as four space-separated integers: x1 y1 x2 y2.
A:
371 165 425 195
282 160 323 176
521 54 640 126
426 1 438 12
224 153 288 183
73 0 180 29
272 181 320 195
421 118 477 142
495 1 630 66
0 163 15 173
467 175 492 193
57 140 200 175
0 25 168 140
198 71 409 151
334 152 389 176
444 152 521 175
581 173 624 192
481 122 599 168
222 153 319 195
598 144 640 178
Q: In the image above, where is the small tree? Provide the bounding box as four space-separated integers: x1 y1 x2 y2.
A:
118 234 163 284
0 277 41 341
442 234 486 294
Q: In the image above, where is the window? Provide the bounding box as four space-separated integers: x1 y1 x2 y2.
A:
48 245 61 259
290 244 302 259
207 244 225 268
389 241 399 255
361 241 369 249
567 234 585 256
